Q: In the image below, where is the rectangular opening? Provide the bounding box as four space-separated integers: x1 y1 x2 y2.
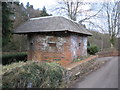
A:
49 43 57 51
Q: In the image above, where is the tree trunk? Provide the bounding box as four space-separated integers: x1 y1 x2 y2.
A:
110 35 115 48
110 43 114 48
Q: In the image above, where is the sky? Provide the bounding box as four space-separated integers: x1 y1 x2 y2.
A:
18 0 104 18
19 0 119 33
19 0 119 17
19 0 118 9
19 0 57 9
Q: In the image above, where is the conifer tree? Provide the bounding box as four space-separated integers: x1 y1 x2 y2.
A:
2 2 14 46
40 6 52 17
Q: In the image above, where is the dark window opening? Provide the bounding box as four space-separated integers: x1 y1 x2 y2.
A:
48 43 57 51
30 42 33 45
78 43 81 49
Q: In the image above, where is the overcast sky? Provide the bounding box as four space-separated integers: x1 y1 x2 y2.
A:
19 0 119 33
19 0 104 18
19 0 118 9
19 0 57 9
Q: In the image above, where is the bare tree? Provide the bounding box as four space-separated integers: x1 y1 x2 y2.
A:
54 0 120 48
117 1 120 36
85 1 120 48
54 0 103 21
103 1 120 48
54 0 83 21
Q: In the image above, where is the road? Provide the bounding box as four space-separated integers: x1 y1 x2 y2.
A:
70 56 118 88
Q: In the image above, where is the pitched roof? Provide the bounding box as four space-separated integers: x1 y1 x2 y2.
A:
13 16 92 36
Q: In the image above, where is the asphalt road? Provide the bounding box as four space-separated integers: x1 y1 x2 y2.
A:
70 56 118 88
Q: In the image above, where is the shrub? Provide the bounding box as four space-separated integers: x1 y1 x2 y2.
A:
2 52 27 65
2 61 65 88
73 56 90 62
87 44 99 55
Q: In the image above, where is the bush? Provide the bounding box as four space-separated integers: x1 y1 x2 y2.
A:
2 52 27 65
2 61 65 88
73 56 90 62
87 44 99 55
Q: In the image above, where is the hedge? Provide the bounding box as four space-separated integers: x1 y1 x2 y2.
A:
2 61 65 88
2 52 27 65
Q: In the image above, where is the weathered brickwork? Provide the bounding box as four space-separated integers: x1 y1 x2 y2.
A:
70 35 87 60
27 33 88 66
62 55 102 85
97 50 120 57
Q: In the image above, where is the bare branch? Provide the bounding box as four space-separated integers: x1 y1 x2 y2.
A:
79 5 103 23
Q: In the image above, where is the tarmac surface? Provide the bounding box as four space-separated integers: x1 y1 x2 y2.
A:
70 56 119 88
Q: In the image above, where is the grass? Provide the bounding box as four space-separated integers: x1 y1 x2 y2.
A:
73 55 93 62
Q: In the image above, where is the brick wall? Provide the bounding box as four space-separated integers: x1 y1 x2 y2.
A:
62 55 99 84
97 50 120 58
27 32 88 66
70 35 87 60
